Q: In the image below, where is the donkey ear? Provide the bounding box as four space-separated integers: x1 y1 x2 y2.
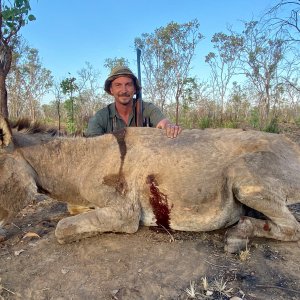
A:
0 114 13 151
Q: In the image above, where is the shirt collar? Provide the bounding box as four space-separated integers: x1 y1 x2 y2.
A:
108 101 136 120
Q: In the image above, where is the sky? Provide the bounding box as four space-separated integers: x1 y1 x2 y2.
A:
20 0 279 91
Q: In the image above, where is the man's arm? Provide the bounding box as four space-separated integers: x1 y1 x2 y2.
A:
86 111 106 137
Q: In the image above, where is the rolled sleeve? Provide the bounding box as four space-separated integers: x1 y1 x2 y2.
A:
86 110 107 137
143 102 165 127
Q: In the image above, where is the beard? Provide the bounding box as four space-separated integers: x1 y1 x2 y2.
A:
116 93 133 105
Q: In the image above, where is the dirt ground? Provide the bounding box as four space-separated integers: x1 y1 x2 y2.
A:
0 199 300 300
1 127 300 300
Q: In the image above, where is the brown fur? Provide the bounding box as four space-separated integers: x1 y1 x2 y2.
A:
0 115 300 253
0 114 12 148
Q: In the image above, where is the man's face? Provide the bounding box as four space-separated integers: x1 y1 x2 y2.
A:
110 76 136 105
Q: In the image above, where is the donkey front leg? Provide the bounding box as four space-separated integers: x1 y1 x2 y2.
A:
55 197 141 244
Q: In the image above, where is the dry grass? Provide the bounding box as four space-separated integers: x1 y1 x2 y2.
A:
239 241 251 261
185 281 198 298
184 275 235 299
213 277 233 298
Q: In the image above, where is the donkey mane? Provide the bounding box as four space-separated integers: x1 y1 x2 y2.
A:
10 118 59 136
7 118 63 149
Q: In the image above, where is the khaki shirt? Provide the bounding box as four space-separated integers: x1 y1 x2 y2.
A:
86 101 165 136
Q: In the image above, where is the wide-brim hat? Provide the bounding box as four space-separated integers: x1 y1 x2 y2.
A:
104 66 141 95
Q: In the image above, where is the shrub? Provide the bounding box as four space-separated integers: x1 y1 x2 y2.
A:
264 117 280 133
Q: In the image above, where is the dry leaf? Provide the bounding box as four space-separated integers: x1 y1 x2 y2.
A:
22 232 40 239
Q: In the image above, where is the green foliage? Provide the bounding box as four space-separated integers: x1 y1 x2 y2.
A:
248 109 280 133
206 32 244 64
264 117 280 133
60 77 77 94
249 108 260 129
65 120 76 134
198 116 213 129
222 120 239 128
60 77 78 134
63 98 76 134
1 0 35 37
134 19 203 111
0 0 36 118
181 77 199 105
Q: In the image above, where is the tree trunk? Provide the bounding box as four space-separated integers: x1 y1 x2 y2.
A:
175 95 179 125
0 74 8 118
0 44 12 119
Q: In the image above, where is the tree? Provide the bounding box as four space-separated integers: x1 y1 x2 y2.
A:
205 32 243 117
51 80 64 131
135 19 203 124
76 62 103 131
177 77 210 128
6 36 24 118
20 47 52 120
238 21 286 128
0 0 35 118
226 81 250 122
104 57 129 72
265 1 300 95
60 76 78 133
7 42 53 120
266 0 300 43
23 48 52 120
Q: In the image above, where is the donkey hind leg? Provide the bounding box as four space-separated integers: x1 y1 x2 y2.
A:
0 207 14 241
0 207 13 226
55 195 141 244
224 153 300 253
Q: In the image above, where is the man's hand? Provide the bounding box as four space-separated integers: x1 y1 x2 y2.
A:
156 119 182 138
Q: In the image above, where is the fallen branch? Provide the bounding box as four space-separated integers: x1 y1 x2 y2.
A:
159 225 175 242
2 287 16 295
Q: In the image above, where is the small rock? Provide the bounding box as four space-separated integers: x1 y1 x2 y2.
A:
14 249 25 256
61 268 69 274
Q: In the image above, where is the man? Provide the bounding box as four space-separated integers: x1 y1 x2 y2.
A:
86 66 182 138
